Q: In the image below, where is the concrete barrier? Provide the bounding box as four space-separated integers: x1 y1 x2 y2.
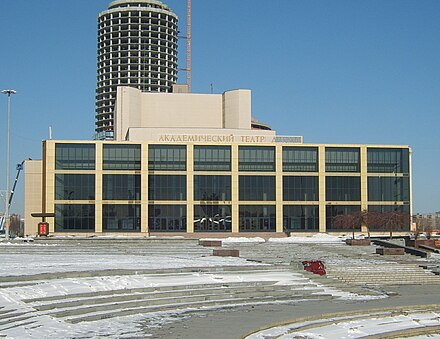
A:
213 249 239 257
376 247 405 255
199 240 222 247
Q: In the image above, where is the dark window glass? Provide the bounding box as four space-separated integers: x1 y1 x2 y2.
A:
367 148 409 173
55 174 95 200
239 146 275 171
194 205 232 232
367 205 410 231
55 204 95 232
283 147 318 172
325 147 360 172
326 176 361 201
148 175 186 200
368 177 409 202
194 146 231 171
148 204 186 232
103 174 141 200
326 205 360 231
283 205 319 231
103 144 141 170
55 144 95 170
239 176 275 201
103 204 141 232
239 205 276 232
194 175 231 201
283 176 318 201
148 145 186 170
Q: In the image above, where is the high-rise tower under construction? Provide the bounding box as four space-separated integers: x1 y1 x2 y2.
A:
95 0 178 138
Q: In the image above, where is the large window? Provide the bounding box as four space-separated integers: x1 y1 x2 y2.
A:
55 204 95 232
194 175 231 201
239 205 276 232
148 145 186 170
326 176 360 201
148 204 186 232
367 205 410 231
103 174 141 200
368 177 409 202
283 147 318 172
103 144 141 170
325 147 359 172
367 148 409 173
239 176 275 201
194 146 231 171
239 146 275 171
326 205 361 231
103 204 141 232
148 175 186 200
55 144 95 170
194 205 232 232
283 205 319 231
283 176 318 201
55 174 95 200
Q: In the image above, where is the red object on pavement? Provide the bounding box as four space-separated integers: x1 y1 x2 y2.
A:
302 260 326 276
38 222 49 236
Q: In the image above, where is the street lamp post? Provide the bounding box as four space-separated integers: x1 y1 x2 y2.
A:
1 89 16 240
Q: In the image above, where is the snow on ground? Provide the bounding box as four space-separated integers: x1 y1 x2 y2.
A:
246 311 440 339
269 234 347 243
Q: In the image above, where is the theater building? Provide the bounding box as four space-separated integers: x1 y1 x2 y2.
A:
24 87 412 236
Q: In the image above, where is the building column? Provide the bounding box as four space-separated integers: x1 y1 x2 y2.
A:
318 145 326 233
95 142 103 233
275 145 283 233
141 143 149 233
231 144 239 233
187 144 194 233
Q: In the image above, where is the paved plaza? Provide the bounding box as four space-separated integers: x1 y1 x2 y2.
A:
0 236 439 338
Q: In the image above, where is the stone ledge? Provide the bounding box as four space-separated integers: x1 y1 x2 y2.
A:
199 240 222 247
213 249 239 257
376 247 405 255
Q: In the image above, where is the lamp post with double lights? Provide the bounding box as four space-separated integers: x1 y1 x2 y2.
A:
1 89 16 240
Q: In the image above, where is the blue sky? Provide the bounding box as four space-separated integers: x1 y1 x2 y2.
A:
0 0 439 215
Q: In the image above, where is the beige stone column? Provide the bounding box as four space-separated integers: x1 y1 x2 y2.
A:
95 142 103 233
231 144 239 233
186 144 194 233
141 143 149 233
318 145 326 232
45 141 56 233
275 145 283 232
360 146 368 212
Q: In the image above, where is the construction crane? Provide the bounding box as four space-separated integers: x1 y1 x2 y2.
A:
186 0 191 91
0 160 25 233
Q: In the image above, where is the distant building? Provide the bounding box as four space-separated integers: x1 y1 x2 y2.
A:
413 212 440 231
95 0 179 138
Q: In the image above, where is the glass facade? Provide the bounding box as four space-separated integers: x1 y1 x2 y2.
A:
283 205 319 231
103 204 141 232
368 177 409 202
55 143 95 170
239 146 275 171
283 176 318 201
367 148 409 173
194 146 231 171
103 144 141 170
283 147 318 172
103 174 141 200
148 204 186 232
55 204 95 232
239 176 275 201
326 205 361 231
148 175 186 200
325 147 360 172
148 145 186 170
194 205 232 232
194 175 231 201
326 176 361 201
239 205 276 232
55 174 95 200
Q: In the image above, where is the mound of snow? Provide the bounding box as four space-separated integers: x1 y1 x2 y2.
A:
269 233 345 243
